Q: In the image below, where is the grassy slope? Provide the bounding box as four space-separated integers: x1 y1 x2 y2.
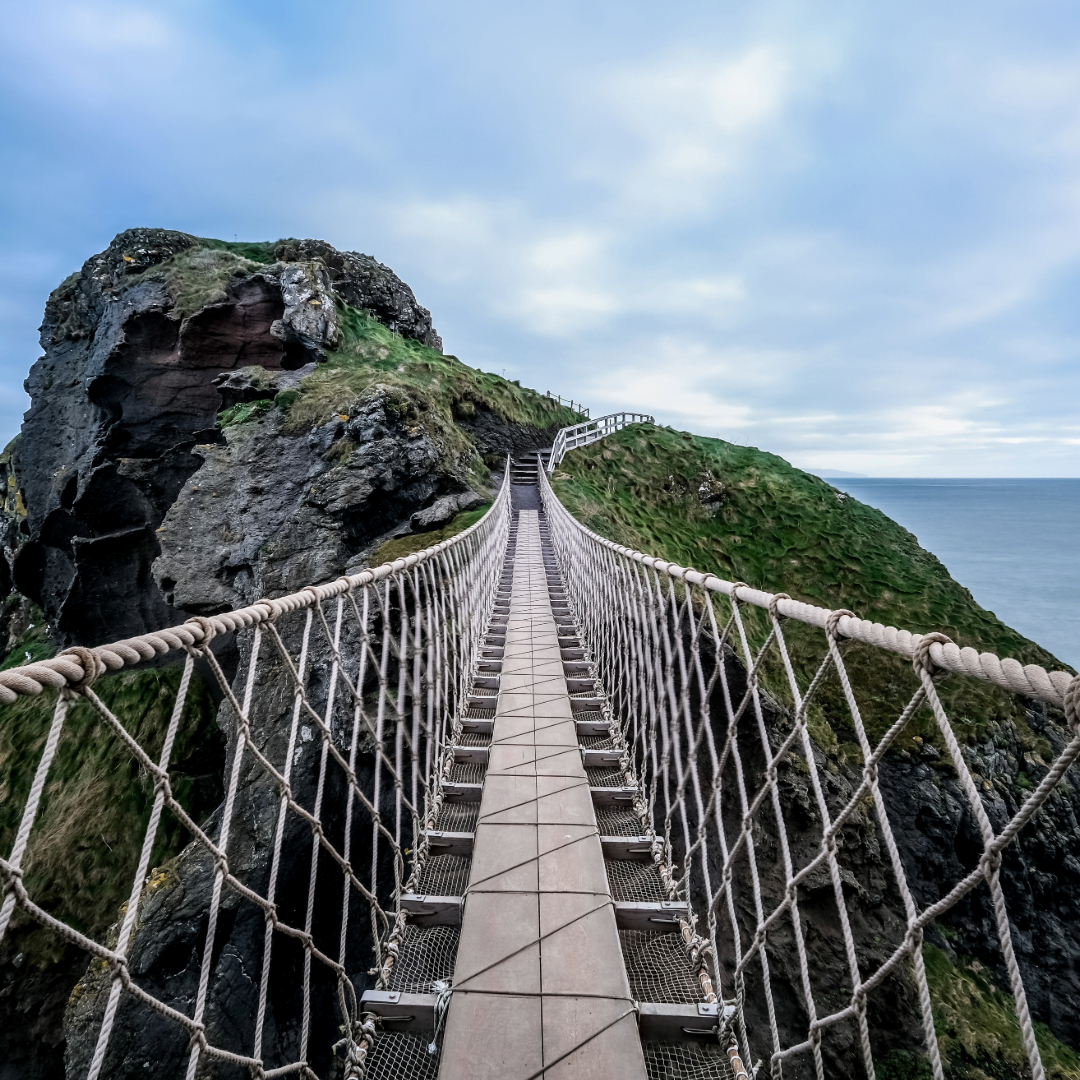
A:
283 303 581 442
551 424 1069 754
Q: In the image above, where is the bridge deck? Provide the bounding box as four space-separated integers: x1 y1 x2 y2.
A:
439 509 646 1080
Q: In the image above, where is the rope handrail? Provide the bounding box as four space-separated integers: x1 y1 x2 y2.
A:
538 501 1075 708
546 411 655 473
0 478 509 704
538 462 1080 1080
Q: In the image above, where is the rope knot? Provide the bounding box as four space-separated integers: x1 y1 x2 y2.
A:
825 608 855 641
253 598 282 622
980 848 1003 877
729 582 750 607
185 615 218 647
768 592 791 623
913 632 954 681
58 646 102 693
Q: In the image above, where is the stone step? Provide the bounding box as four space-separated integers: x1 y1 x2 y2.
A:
460 718 494 736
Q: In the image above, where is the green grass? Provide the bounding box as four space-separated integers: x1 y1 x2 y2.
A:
283 303 582 440
924 944 1080 1078
198 237 283 264
551 425 1071 751
157 247 267 322
371 504 492 565
0 657 223 968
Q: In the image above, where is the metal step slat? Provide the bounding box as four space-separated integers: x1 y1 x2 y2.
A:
614 901 688 931
425 831 475 857
601 836 655 861
399 894 464 927
452 745 489 765
637 1002 733 1041
591 785 639 805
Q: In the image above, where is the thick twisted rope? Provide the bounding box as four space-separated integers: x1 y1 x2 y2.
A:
0 506 504 704
539 521 1074 707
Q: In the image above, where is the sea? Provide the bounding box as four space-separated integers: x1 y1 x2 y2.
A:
831 478 1080 671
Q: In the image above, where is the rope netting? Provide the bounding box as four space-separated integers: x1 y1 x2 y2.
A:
0 470 512 1079
538 465 1080 1080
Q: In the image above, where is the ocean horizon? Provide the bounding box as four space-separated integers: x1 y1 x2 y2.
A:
833 477 1080 671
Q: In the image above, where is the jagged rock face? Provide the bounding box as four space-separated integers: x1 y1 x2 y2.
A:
2 231 559 1080
275 238 442 351
11 229 445 646
153 391 446 614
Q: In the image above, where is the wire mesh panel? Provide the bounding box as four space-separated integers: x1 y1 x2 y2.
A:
607 859 667 902
364 1032 443 1080
0 473 512 1080
538 466 1080 1080
385 926 460 993
621 930 705 1003
643 1041 738 1080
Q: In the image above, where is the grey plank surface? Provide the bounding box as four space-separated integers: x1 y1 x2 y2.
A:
439 511 646 1080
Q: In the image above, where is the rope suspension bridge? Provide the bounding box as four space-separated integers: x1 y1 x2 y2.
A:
1 416 1078 1080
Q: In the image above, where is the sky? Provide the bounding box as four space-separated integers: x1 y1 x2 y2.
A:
1 1 1080 476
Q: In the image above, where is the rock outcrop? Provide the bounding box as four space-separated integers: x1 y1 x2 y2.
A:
10 229 446 647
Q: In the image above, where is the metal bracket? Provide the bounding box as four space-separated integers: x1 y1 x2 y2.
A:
614 901 689 931
360 990 438 1033
425 831 474 857
400 894 463 927
590 786 638 805
637 1001 736 1041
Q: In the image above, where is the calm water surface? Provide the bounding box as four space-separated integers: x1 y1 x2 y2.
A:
833 479 1080 670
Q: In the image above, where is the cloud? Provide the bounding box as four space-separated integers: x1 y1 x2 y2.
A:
583 46 793 215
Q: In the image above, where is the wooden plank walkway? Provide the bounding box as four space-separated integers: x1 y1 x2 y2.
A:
439 510 646 1080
